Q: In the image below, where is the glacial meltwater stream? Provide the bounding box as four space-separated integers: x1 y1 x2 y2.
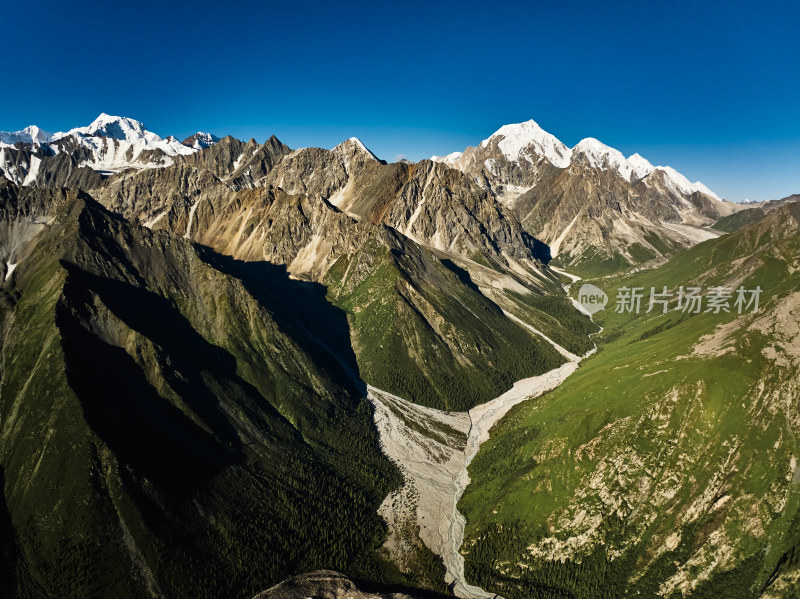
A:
369 269 597 598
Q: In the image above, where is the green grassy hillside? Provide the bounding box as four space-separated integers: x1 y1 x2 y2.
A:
324 228 567 411
458 204 800 598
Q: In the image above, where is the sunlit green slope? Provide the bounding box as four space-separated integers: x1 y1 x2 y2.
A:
459 203 800 598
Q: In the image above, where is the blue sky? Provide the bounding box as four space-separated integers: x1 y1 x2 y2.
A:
3 0 799 202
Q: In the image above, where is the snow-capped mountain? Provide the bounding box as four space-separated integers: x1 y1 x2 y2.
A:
0 114 221 187
434 119 572 169
0 125 50 146
572 137 640 181
432 119 743 274
431 120 574 204
48 113 199 172
433 119 722 203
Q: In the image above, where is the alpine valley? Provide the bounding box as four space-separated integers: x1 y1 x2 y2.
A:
0 114 797 599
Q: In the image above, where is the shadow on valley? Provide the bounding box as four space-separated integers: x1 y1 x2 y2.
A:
0 469 18 598
532 237 551 263
196 247 367 398
49 258 404 597
56 264 275 492
440 258 481 294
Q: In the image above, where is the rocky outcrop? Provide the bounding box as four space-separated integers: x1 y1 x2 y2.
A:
253 571 424 599
227 135 293 188
93 163 235 236
177 135 263 180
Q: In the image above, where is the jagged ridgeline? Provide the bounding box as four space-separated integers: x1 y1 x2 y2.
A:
0 181 421 597
458 203 800 598
88 135 581 412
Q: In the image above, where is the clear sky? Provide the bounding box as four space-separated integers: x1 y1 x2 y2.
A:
3 0 799 202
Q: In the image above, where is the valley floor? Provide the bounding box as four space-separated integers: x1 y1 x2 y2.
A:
368 275 590 598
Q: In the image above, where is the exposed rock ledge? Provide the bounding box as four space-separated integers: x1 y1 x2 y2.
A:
252 570 425 599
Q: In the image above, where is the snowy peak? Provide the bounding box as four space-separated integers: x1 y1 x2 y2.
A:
182 132 220 150
484 119 572 168
430 150 463 164
627 153 656 179
0 125 51 146
429 118 724 203
573 137 636 180
53 113 158 143
570 143 722 201
43 113 197 173
574 143 721 200
649 166 722 201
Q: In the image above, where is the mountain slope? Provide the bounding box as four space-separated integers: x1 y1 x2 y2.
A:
0 114 221 189
457 203 800 598
0 180 423 598
99 170 574 411
89 146 587 411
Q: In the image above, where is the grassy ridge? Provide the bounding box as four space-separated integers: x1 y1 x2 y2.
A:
325 232 566 411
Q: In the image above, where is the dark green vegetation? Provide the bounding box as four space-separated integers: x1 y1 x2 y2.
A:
459 203 800 598
714 207 767 232
504 290 598 356
324 231 566 411
0 182 448 598
550 247 631 279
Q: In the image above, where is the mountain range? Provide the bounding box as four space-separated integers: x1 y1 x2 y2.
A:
1 115 753 279
432 119 747 276
0 113 797 599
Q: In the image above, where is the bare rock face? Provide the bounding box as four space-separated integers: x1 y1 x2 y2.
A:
2 115 547 271
512 159 739 273
0 144 104 189
181 131 220 149
93 163 235 237
177 135 264 180
191 185 372 279
383 159 546 263
252 571 424 599
256 143 547 267
227 135 294 189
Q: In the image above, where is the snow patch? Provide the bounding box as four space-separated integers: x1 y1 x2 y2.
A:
22 156 41 186
549 211 582 257
627 153 656 179
5 262 16 281
143 210 167 229
184 201 200 239
431 151 464 164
